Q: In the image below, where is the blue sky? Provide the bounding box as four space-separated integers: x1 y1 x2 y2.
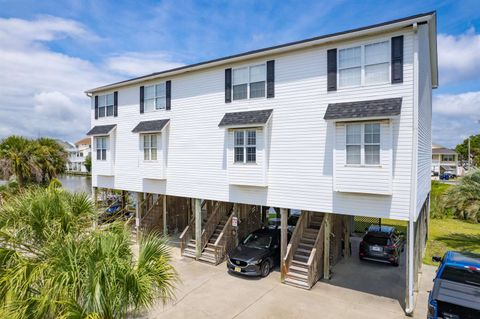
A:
0 0 479 147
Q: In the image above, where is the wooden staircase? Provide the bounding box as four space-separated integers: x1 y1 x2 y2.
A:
180 201 233 265
283 212 325 289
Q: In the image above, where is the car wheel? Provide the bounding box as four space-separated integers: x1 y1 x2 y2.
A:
261 260 270 277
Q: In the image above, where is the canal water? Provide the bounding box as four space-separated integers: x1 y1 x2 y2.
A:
0 175 92 194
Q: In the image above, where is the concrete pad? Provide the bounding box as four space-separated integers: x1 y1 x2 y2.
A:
142 245 435 319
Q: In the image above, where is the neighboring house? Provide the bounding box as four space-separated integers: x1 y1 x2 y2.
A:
71 137 92 173
432 144 459 176
56 139 77 171
85 12 438 314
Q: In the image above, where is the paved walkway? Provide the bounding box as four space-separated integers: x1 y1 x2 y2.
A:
142 246 435 319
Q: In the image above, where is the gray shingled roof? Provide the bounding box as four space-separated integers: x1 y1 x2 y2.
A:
132 119 170 133
432 147 457 155
324 98 402 120
218 109 273 127
86 124 116 136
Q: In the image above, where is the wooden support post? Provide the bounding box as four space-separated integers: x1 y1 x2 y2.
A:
194 198 202 259
121 190 126 211
343 215 351 258
323 213 331 280
135 192 143 244
92 187 98 228
280 208 288 282
163 195 167 235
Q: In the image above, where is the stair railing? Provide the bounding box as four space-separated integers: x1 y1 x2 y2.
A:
200 201 223 251
139 195 162 232
212 204 236 265
282 211 309 281
179 213 196 255
307 215 326 288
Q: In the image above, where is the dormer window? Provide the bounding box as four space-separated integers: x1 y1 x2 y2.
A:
234 129 256 163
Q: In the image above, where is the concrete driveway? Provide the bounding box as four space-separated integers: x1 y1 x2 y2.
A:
143 243 435 319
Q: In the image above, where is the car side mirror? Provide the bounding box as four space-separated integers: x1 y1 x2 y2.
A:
432 256 442 263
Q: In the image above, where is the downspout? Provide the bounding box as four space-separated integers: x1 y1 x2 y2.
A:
406 22 419 316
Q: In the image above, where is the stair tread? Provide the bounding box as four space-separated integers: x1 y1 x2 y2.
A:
297 248 312 254
291 260 308 266
284 277 310 289
287 271 308 280
289 265 309 273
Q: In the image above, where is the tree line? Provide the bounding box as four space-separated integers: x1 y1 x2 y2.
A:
0 135 67 187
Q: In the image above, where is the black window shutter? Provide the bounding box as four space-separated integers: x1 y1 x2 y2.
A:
391 35 404 84
139 86 144 114
94 95 99 119
266 60 275 98
113 91 118 117
327 49 337 91
225 68 232 103
166 80 171 110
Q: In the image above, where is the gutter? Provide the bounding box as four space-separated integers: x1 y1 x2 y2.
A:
85 12 435 95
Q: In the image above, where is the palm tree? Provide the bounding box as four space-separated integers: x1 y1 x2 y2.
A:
0 187 177 318
441 169 480 222
34 137 68 183
0 135 38 187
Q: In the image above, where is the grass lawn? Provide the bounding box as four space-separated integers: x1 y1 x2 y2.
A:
423 218 480 265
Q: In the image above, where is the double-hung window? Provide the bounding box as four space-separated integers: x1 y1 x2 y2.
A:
338 40 390 88
234 130 256 163
98 93 114 117
95 137 107 161
143 134 158 161
144 83 166 112
346 123 380 165
441 155 455 162
232 64 266 100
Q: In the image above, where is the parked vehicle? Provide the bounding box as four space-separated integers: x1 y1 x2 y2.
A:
359 225 404 266
440 172 456 180
428 251 480 319
227 228 283 277
98 202 132 223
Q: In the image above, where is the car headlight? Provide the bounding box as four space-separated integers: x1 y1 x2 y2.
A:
249 258 262 265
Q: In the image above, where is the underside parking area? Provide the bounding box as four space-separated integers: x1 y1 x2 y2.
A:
144 245 434 319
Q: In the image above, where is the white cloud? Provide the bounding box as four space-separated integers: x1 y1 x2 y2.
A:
105 52 184 77
433 91 480 116
438 28 480 84
0 16 116 142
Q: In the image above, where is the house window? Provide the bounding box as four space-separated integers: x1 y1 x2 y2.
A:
144 83 166 112
442 155 455 162
346 123 381 165
232 64 266 100
339 40 390 88
234 130 256 163
98 93 114 117
143 134 158 161
95 137 107 161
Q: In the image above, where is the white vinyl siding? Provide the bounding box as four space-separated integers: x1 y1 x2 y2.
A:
98 94 114 118
338 40 390 88
91 30 420 221
232 64 266 100
95 137 107 161
144 83 166 112
143 134 158 161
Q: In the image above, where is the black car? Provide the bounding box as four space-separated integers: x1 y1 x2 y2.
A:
359 225 404 266
227 228 282 277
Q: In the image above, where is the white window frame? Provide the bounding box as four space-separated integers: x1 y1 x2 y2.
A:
337 39 391 89
143 134 158 161
98 93 114 118
441 154 455 162
232 63 266 101
233 129 257 164
95 136 108 161
144 82 166 112
345 122 381 166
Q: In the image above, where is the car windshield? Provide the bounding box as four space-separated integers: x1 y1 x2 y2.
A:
364 234 389 246
441 266 480 286
243 233 272 249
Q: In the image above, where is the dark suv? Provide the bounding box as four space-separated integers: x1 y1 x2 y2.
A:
359 225 403 266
